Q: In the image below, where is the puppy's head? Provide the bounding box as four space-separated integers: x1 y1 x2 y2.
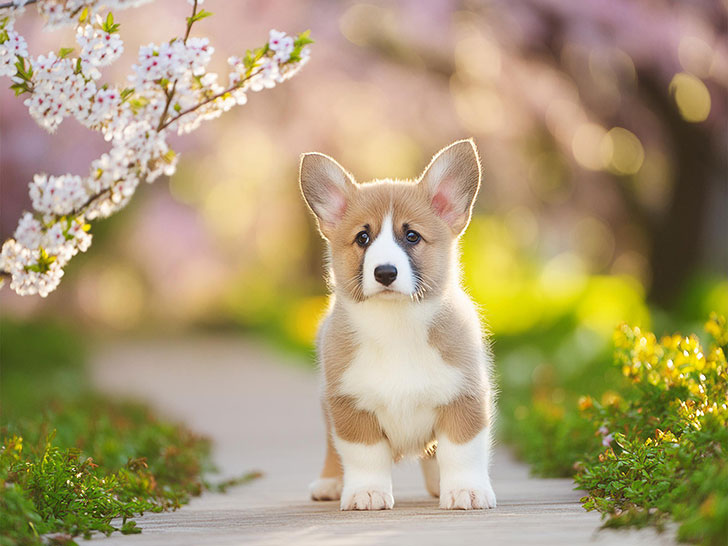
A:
300 139 481 302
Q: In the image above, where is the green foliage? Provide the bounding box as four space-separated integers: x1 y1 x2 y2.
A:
505 398 600 477
574 315 728 545
0 319 87 419
101 12 120 34
58 47 75 59
494 314 629 477
0 320 212 544
1 402 211 544
0 16 11 40
10 56 33 96
23 247 56 274
289 30 313 63
186 9 213 26
503 313 728 545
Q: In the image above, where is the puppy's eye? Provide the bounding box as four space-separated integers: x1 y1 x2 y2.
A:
405 230 421 244
355 231 370 247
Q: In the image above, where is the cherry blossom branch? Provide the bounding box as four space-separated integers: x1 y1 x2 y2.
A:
0 0 312 296
159 67 263 131
156 0 196 130
183 0 198 43
0 0 38 10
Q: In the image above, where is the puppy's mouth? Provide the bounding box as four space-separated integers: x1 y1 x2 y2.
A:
365 286 415 301
378 288 404 298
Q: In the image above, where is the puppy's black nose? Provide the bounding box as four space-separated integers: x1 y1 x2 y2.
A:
374 264 397 286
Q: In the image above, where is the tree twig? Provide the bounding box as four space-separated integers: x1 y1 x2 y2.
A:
159 67 262 131
0 0 38 10
157 0 194 131
156 80 178 131
183 0 197 44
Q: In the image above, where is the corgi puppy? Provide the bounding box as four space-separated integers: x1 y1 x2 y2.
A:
299 139 496 511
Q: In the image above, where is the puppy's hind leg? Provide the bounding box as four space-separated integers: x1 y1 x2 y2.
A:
420 453 440 498
309 408 343 501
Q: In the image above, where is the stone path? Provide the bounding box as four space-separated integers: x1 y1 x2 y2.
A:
91 337 674 545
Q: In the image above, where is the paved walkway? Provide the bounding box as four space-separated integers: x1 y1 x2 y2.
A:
91 337 674 545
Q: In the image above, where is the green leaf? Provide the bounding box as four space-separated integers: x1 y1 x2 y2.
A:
14 57 30 79
129 96 149 114
10 82 30 96
102 12 120 34
294 29 314 47
162 149 176 163
254 44 268 60
78 6 89 23
187 9 213 25
58 47 75 59
120 521 141 535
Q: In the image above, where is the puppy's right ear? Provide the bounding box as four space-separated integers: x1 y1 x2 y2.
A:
299 152 356 237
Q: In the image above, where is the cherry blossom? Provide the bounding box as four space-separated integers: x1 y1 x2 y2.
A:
29 173 89 215
0 19 27 76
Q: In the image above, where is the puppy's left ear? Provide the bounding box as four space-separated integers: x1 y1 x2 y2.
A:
299 152 356 239
419 139 481 235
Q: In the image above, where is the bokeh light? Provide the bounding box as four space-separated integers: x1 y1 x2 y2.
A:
669 72 712 123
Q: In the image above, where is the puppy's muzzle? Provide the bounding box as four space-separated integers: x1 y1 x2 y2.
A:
374 264 397 286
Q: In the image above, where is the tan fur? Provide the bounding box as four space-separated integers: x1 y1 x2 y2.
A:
428 301 493 443
318 304 356 389
327 395 384 445
319 408 343 479
436 394 487 443
427 299 486 383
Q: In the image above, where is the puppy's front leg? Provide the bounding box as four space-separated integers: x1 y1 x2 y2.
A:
334 437 394 510
328 395 393 510
436 396 496 510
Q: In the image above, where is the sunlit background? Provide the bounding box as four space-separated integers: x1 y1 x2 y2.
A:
1 0 726 390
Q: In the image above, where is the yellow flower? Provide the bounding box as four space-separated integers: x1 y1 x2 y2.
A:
601 390 622 407
578 395 594 412
706 313 728 347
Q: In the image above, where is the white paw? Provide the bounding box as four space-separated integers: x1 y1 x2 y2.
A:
340 489 394 511
309 477 342 501
440 485 496 510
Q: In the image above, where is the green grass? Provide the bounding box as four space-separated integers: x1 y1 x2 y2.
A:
0 319 215 545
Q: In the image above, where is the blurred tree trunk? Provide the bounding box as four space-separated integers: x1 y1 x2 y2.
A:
638 72 714 307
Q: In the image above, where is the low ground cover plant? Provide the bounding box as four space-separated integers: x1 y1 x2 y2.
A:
0 320 222 545
501 313 727 545
575 314 728 545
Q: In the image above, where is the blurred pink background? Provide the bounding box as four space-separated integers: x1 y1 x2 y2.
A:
1 0 726 339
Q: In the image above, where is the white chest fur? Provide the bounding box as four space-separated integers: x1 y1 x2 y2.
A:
337 298 465 456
